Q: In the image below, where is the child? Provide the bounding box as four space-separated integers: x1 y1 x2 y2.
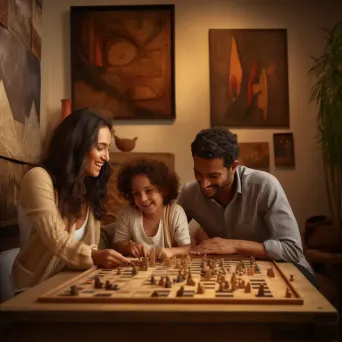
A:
114 158 191 260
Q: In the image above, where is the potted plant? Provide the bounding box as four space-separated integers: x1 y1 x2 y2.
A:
306 21 342 251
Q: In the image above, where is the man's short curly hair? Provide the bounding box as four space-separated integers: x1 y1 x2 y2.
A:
191 126 239 168
117 158 179 206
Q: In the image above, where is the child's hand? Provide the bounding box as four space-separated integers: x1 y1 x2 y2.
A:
159 248 174 260
129 241 149 258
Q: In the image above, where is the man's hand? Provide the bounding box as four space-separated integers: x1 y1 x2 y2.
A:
194 227 209 245
91 249 131 268
191 237 237 255
129 241 150 258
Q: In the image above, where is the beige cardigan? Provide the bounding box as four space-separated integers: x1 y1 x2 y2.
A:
12 167 100 289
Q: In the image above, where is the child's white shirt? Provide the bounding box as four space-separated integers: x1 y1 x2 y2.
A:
114 203 191 249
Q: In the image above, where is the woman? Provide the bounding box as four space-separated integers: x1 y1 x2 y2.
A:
12 108 130 290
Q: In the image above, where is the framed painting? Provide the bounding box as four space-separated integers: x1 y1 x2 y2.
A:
273 133 295 168
209 29 289 128
70 5 175 120
238 142 269 170
0 26 41 164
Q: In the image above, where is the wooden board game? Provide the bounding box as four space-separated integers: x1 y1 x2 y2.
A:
37 255 303 305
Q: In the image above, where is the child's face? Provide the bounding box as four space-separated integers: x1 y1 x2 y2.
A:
131 174 164 216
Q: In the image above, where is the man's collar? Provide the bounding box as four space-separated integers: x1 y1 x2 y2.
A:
235 165 242 194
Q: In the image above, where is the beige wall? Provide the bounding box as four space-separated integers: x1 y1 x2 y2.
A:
40 0 342 231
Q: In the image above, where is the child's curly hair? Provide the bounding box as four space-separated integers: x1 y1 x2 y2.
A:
116 158 180 206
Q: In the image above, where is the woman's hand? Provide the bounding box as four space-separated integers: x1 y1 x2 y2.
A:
91 249 131 268
129 241 149 258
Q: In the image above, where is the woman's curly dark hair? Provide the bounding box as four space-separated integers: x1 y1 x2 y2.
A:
191 126 239 168
117 158 179 206
41 107 113 220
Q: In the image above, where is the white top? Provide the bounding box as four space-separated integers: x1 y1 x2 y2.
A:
74 207 89 241
114 204 191 249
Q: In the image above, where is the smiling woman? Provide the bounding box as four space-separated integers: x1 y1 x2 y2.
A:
12 108 131 292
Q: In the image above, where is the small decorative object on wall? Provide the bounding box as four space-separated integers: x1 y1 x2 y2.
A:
114 135 138 152
273 133 295 168
238 142 269 170
209 29 289 128
70 5 175 120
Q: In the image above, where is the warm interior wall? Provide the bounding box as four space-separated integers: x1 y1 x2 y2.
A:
40 0 342 231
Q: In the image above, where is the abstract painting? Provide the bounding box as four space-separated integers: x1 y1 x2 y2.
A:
238 142 269 170
0 158 22 225
0 0 9 28
7 0 32 50
273 133 295 168
0 26 41 164
32 0 42 60
209 29 289 128
70 5 175 120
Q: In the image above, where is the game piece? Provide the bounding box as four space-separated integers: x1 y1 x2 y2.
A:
186 275 195 286
149 248 156 266
247 265 255 276
70 285 78 296
132 265 138 276
105 280 113 290
170 255 177 266
267 268 275 278
37 256 304 305
285 288 292 298
245 282 251 293
257 284 265 297
158 277 165 286
290 275 294 281
176 286 185 297
164 258 172 267
94 276 102 289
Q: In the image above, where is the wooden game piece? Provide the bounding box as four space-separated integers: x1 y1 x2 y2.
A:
186 275 195 286
132 265 138 276
204 269 212 281
149 248 156 266
105 280 113 290
216 274 222 283
150 275 156 285
176 286 185 297
113 284 119 290
165 277 172 288
245 282 251 293
267 268 275 278
220 268 226 275
257 284 265 297
185 255 192 265
203 254 207 262
70 285 79 296
94 276 102 289
230 273 236 283
218 282 225 292
285 288 292 298
175 260 182 269
197 282 205 294
116 268 122 275
224 280 229 290
290 275 294 281
247 265 255 276
158 277 165 286
151 291 159 297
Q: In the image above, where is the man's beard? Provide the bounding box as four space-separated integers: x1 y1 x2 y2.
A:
199 172 234 200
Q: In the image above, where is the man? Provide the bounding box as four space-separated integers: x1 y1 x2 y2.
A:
177 127 315 283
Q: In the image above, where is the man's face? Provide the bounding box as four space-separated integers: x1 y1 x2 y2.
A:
193 156 237 199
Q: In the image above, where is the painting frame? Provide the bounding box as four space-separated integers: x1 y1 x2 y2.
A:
209 28 290 128
238 142 270 171
273 132 295 168
70 4 175 120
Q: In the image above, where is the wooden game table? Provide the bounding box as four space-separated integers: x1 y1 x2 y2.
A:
0 261 339 342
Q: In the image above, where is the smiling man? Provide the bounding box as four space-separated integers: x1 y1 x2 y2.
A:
177 127 316 285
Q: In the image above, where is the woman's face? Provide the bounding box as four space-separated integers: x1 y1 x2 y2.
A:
85 126 112 177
